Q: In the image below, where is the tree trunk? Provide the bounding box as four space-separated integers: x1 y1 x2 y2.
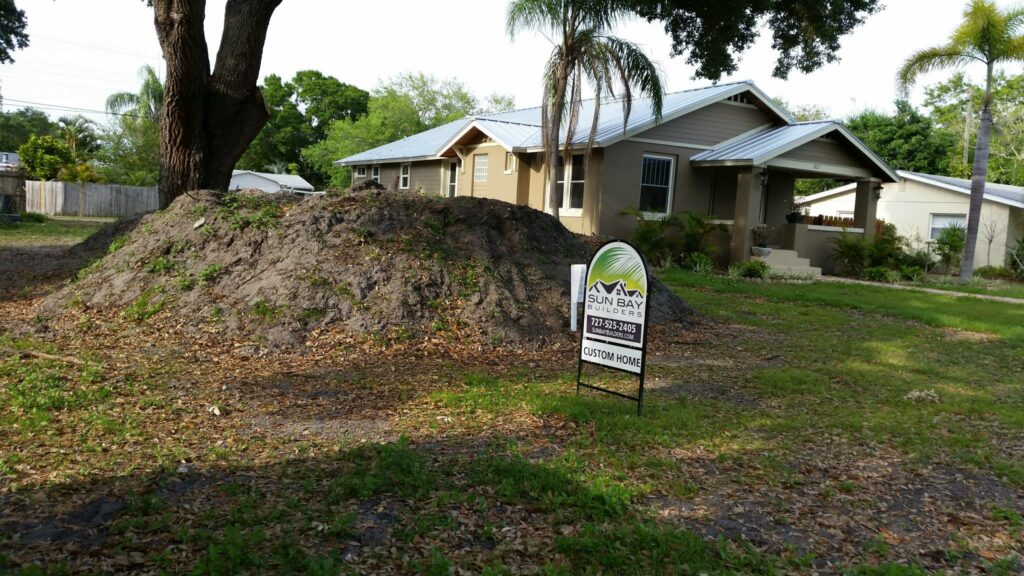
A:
153 0 280 208
545 73 568 221
959 68 995 282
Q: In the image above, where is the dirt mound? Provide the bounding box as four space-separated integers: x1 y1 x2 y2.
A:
43 189 698 350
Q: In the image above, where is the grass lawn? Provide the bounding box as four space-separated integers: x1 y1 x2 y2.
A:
0 216 108 246
2 267 1023 574
911 276 1024 301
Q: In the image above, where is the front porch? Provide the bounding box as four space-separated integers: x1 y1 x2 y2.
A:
689 122 898 275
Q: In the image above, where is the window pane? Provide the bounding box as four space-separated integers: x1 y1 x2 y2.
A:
640 156 673 213
556 182 565 208
571 154 585 182
474 155 488 181
570 182 584 209
640 185 668 213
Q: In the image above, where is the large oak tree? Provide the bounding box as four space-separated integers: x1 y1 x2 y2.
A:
149 0 282 207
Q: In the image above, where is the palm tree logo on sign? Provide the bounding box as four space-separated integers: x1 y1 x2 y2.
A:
576 240 651 415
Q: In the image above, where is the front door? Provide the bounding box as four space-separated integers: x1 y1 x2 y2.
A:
448 160 459 197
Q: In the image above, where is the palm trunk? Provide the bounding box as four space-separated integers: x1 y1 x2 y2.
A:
959 65 994 282
546 74 568 220
153 0 280 208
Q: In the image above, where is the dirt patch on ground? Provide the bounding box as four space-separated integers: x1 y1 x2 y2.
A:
38 190 698 351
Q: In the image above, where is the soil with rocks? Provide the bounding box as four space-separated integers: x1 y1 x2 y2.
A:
40 189 698 350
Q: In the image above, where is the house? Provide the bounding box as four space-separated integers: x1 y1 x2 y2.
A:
800 171 1024 270
230 170 315 194
0 151 19 171
337 80 898 275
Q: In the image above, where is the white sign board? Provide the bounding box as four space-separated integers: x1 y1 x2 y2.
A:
569 264 587 332
579 241 649 375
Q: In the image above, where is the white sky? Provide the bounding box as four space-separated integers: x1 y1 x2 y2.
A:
1 0 1022 125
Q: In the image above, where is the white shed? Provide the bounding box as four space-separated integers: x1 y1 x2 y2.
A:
230 170 314 194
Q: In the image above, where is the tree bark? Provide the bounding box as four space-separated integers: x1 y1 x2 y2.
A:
153 0 280 208
959 65 995 282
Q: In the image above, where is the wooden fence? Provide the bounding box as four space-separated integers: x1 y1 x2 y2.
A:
0 172 26 213
25 181 158 218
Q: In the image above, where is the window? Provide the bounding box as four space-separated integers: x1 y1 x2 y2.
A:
448 160 459 197
355 166 367 177
504 152 516 174
371 166 380 183
930 213 966 240
639 154 675 214
474 154 489 182
399 163 410 189
554 154 585 214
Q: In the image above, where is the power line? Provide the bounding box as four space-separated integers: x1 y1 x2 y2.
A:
1 97 144 119
33 34 162 61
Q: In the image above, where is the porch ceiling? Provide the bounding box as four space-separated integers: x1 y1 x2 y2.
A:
690 121 899 182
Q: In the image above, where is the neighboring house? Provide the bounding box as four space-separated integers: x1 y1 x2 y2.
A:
800 171 1024 270
337 80 898 275
230 170 315 194
0 152 20 171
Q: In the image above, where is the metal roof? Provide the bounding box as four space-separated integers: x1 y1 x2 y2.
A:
691 121 900 182
231 170 314 191
0 151 19 166
900 171 1024 208
337 80 794 165
336 118 472 165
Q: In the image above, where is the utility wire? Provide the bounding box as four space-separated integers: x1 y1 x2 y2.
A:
1 97 144 119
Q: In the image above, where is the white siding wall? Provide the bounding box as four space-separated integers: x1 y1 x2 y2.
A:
803 179 1016 270
230 173 280 193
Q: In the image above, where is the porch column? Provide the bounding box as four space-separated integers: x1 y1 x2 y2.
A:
731 168 764 263
853 178 881 239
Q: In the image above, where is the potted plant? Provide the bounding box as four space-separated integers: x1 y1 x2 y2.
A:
785 202 804 224
751 224 772 256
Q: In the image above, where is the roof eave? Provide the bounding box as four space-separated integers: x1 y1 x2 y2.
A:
336 154 441 167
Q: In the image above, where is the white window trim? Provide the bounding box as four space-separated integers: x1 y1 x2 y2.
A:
544 154 585 218
504 152 517 175
355 166 367 177
474 154 489 182
929 213 966 240
640 153 676 220
399 163 411 190
371 165 380 183
448 160 459 197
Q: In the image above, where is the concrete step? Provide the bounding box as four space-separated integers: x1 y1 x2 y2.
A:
767 265 822 278
752 248 821 278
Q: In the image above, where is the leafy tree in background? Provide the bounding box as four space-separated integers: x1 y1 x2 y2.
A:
106 65 165 121
0 108 56 151
57 162 105 184
379 72 479 128
845 101 956 175
482 93 517 114
0 0 28 63
923 72 1024 184
56 115 100 161
628 0 880 80
507 0 664 218
291 70 368 141
95 115 161 186
17 135 73 180
898 0 1024 281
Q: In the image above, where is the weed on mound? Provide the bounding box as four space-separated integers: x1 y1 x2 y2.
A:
42 189 697 351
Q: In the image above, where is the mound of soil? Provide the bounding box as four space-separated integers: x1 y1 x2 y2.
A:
43 189 698 350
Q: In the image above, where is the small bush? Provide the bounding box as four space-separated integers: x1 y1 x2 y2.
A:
975 265 1016 280
729 260 770 280
863 266 900 283
681 252 715 274
1008 237 1024 279
625 209 725 267
934 223 966 273
900 266 924 282
830 230 871 277
18 212 47 224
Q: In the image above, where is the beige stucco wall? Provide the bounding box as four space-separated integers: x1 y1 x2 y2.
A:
460 140 520 204
802 179 1017 270
598 140 710 238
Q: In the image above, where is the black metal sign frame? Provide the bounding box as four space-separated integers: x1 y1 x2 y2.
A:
575 239 651 416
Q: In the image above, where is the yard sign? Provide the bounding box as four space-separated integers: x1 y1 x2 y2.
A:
576 240 651 415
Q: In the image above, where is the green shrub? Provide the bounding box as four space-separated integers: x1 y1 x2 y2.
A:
145 256 178 274
199 264 224 284
975 265 1016 280
625 209 725 267
1008 237 1024 279
681 252 715 274
729 260 770 280
863 266 901 283
869 223 906 269
830 230 871 277
18 212 47 224
901 248 933 270
900 266 924 282
934 223 966 273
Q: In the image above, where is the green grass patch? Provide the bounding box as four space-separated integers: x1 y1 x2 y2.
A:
0 217 105 246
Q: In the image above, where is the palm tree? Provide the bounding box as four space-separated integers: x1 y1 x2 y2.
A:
898 0 1024 281
106 64 165 121
56 115 98 161
507 0 663 219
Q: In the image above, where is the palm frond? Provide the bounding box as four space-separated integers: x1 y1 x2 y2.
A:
896 44 977 96
506 0 560 39
106 92 140 115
